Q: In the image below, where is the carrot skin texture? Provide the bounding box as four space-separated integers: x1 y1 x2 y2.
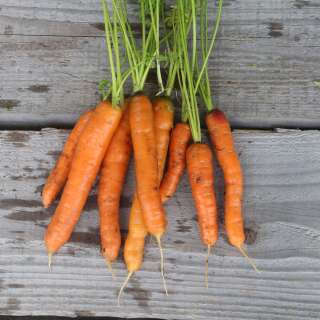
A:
45 101 122 254
124 194 148 272
129 94 167 237
98 106 131 262
42 109 94 208
153 97 174 181
206 109 245 248
186 144 218 246
160 123 191 203
124 97 174 272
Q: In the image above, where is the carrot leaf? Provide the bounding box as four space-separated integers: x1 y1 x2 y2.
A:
101 0 125 106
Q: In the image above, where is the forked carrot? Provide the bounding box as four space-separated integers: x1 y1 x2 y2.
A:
160 123 191 202
98 103 131 271
206 110 259 272
45 101 122 265
42 108 93 208
116 0 172 304
129 93 167 238
119 96 174 303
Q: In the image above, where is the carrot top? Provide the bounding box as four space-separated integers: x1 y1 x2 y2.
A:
100 1 130 106
196 0 224 111
112 0 162 93
173 0 223 141
174 0 201 142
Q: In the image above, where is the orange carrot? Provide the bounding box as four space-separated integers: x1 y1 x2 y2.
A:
160 123 191 203
153 96 174 294
129 93 167 238
42 109 93 208
98 104 131 266
186 143 218 286
123 194 147 272
120 96 174 302
45 101 122 263
186 144 218 247
206 110 243 247
206 110 259 272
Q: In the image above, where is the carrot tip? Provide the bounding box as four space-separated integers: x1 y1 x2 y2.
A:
105 259 116 280
42 198 49 209
156 236 168 296
118 271 133 306
205 245 212 289
48 252 53 273
238 246 261 274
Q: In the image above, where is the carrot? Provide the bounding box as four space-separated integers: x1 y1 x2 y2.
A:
129 93 167 238
206 110 259 272
160 123 191 202
153 96 174 293
172 0 222 287
114 0 166 236
119 96 173 303
206 110 243 246
45 101 122 265
186 143 218 286
116 0 172 303
42 108 93 208
98 104 131 269
186 143 218 246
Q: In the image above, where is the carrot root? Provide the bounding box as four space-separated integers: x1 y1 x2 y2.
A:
205 245 211 289
156 235 168 296
48 252 53 273
238 246 260 273
105 259 116 280
118 271 133 306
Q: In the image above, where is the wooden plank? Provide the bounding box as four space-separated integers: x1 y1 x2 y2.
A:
1 128 320 319
0 0 320 128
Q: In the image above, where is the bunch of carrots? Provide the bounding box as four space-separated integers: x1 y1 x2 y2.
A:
41 0 258 303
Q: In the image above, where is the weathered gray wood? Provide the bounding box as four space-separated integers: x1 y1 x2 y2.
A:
1 129 320 319
0 0 320 128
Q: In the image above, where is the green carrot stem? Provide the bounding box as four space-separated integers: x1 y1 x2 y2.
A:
195 0 223 98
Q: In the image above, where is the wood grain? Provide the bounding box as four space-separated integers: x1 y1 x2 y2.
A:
0 0 320 128
1 129 320 318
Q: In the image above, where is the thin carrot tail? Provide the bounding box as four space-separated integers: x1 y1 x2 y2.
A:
48 252 53 272
118 271 133 306
105 259 116 280
205 245 211 289
156 236 168 296
238 246 261 273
